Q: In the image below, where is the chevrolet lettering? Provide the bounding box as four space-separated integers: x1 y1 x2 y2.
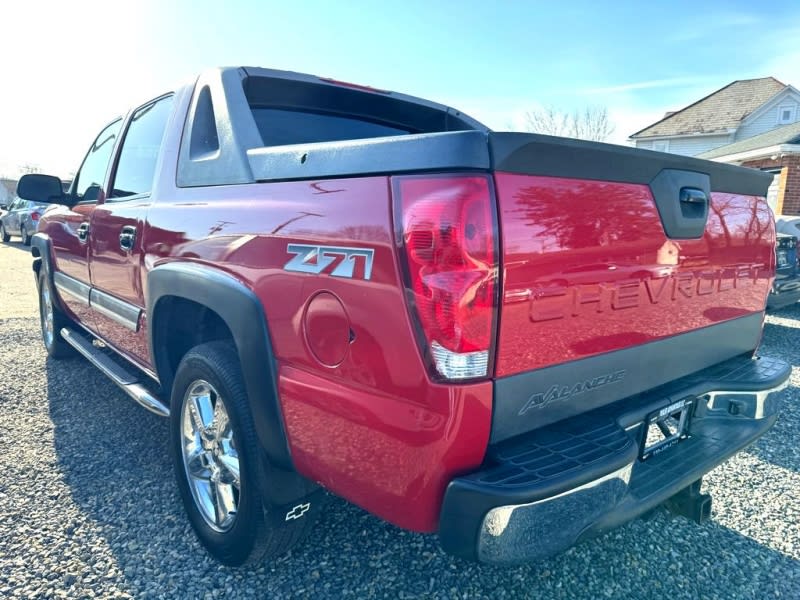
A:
529 264 766 322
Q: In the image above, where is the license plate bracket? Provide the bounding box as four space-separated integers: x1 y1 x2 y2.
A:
640 397 694 461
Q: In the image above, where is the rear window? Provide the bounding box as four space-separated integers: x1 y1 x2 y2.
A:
251 108 412 147
242 73 478 150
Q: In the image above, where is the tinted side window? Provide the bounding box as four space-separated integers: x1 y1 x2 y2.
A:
111 95 173 199
74 120 122 203
250 108 411 147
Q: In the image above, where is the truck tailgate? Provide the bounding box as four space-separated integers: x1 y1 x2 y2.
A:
489 133 775 442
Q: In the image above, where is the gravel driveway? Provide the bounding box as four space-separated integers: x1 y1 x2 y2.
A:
1 240 799 599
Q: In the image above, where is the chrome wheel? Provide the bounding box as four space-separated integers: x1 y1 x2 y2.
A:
41 282 55 349
180 380 240 532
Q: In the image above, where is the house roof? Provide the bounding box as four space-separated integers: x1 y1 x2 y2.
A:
630 77 786 139
697 120 800 159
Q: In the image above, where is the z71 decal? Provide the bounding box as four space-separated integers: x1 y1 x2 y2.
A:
284 244 375 280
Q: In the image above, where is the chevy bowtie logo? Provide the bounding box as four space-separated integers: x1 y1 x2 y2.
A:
285 502 311 521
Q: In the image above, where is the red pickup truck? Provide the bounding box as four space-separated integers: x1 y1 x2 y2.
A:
19 67 789 566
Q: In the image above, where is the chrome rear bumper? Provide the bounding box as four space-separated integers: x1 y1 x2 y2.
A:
439 356 790 565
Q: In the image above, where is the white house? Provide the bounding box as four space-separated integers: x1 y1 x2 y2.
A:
0 179 14 208
696 121 800 216
629 77 800 157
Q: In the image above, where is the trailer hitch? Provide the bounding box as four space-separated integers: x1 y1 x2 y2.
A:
665 479 712 524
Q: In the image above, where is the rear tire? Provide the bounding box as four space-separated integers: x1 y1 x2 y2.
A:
170 341 317 566
0 222 9 243
21 225 31 246
38 269 75 359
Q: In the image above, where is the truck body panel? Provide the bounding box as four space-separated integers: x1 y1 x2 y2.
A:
138 174 494 531
492 173 774 440
496 176 773 377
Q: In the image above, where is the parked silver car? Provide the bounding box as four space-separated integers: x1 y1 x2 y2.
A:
0 197 48 245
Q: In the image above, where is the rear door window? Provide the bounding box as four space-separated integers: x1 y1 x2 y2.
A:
110 95 174 199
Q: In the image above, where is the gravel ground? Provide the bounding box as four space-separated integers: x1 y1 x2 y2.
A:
1 239 799 599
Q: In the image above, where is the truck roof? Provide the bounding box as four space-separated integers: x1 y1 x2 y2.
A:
176 66 488 188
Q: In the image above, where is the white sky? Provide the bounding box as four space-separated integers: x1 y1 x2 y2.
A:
1 1 798 182
0 2 165 180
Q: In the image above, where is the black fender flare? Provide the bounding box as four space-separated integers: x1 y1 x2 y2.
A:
147 262 295 472
30 232 51 275
30 233 67 310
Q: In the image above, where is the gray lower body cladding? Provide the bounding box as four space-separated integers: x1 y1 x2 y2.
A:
491 313 764 444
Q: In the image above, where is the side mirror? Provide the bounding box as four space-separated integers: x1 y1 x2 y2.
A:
0 203 7 211
17 174 65 204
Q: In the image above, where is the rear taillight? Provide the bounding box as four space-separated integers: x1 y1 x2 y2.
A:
30 212 40 221
393 174 499 380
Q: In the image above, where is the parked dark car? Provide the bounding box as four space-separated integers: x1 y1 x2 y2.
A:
0 197 49 245
768 232 800 308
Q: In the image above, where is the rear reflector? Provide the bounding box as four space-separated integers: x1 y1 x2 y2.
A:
393 175 498 380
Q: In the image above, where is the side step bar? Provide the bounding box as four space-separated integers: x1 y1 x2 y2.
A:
60 328 170 418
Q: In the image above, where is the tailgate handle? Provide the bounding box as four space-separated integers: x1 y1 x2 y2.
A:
650 170 711 239
680 187 707 204
679 187 708 220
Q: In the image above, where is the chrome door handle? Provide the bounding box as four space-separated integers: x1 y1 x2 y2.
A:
77 222 90 243
119 226 136 252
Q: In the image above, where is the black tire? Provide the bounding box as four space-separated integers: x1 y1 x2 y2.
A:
38 269 75 359
0 222 9 243
170 341 317 566
21 225 31 246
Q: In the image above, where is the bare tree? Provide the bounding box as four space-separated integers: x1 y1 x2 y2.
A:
523 106 615 142
19 163 42 174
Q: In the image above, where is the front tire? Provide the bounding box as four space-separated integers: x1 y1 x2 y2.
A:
38 270 75 359
170 342 316 566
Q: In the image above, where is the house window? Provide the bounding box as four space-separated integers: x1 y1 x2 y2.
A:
652 140 669 152
778 104 796 125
